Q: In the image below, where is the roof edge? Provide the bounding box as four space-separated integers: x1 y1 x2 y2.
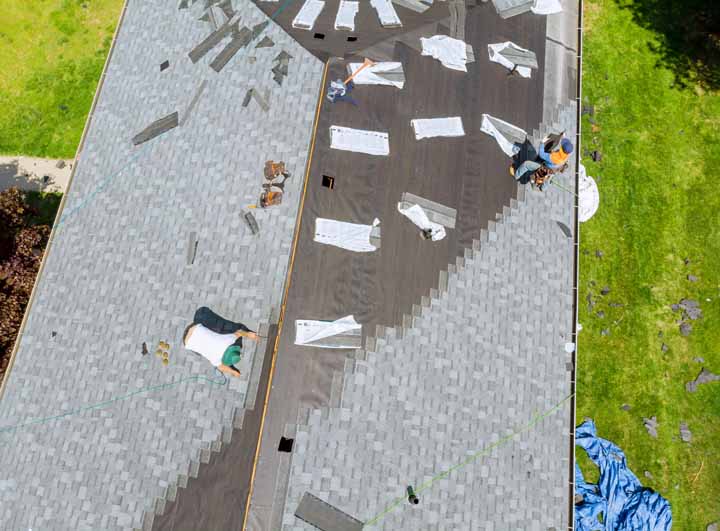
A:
0 0 131 402
568 0 583 529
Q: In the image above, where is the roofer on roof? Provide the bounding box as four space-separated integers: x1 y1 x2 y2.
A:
510 134 573 191
183 322 258 377
539 136 573 169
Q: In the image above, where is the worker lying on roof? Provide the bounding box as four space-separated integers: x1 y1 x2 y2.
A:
183 322 258 377
510 136 573 191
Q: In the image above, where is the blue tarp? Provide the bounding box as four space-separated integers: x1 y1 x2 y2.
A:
575 420 673 531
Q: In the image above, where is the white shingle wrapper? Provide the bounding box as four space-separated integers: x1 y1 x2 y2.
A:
488 41 535 78
292 0 325 30
314 218 381 252
480 114 527 157
330 126 390 156
370 0 402 27
578 163 600 222
420 35 468 72
295 316 362 348
411 117 465 140
347 62 405 88
532 0 562 14
334 0 359 30
397 203 446 241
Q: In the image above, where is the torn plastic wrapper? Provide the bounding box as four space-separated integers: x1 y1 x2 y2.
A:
334 0 359 31
295 316 362 349
370 0 402 27
347 62 405 88
397 203 446 241
480 114 527 157
531 0 562 14
420 35 468 72
578 163 599 222
330 126 390 156
314 218 381 252
292 0 325 30
488 41 536 78
411 117 465 140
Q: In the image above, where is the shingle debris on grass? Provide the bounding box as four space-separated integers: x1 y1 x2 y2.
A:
677 298 702 320
685 368 720 393
586 292 594 311
687 274 698 282
643 416 659 438
132 112 179 145
621 403 631 411
672 298 702 336
679 422 692 443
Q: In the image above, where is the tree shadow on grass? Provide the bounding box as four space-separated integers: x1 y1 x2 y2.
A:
615 0 720 91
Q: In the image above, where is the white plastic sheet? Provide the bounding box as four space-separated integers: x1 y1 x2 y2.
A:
347 62 405 88
330 126 390 156
370 0 402 27
420 35 468 72
578 163 600 222
397 203 446 241
334 0 359 31
314 218 380 252
480 114 527 157
488 41 534 78
532 0 562 14
292 0 325 30
411 117 465 140
295 316 362 348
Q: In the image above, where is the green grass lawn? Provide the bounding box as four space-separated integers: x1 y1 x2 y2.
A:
0 0 124 158
577 0 720 528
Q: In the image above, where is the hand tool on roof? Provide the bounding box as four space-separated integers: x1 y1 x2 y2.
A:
327 58 376 102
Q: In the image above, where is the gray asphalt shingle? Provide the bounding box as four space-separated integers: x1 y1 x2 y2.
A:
281 101 577 530
0 1 323 529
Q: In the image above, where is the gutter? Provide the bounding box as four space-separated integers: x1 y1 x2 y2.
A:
0 0 130 401
567 0 584 529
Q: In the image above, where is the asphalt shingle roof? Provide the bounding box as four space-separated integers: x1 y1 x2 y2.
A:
0 0 323 529
281 100 578 530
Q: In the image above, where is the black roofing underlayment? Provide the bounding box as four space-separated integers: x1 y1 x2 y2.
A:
245 4 548 528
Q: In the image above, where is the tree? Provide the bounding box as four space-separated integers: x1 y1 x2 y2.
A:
0 188 53 382
618 0 720 91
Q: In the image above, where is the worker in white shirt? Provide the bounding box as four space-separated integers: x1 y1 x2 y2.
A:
183 322 258 377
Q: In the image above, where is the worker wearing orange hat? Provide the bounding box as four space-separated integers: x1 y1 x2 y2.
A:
539 137 573 170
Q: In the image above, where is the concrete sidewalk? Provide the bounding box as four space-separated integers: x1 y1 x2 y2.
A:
0 156 73 193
